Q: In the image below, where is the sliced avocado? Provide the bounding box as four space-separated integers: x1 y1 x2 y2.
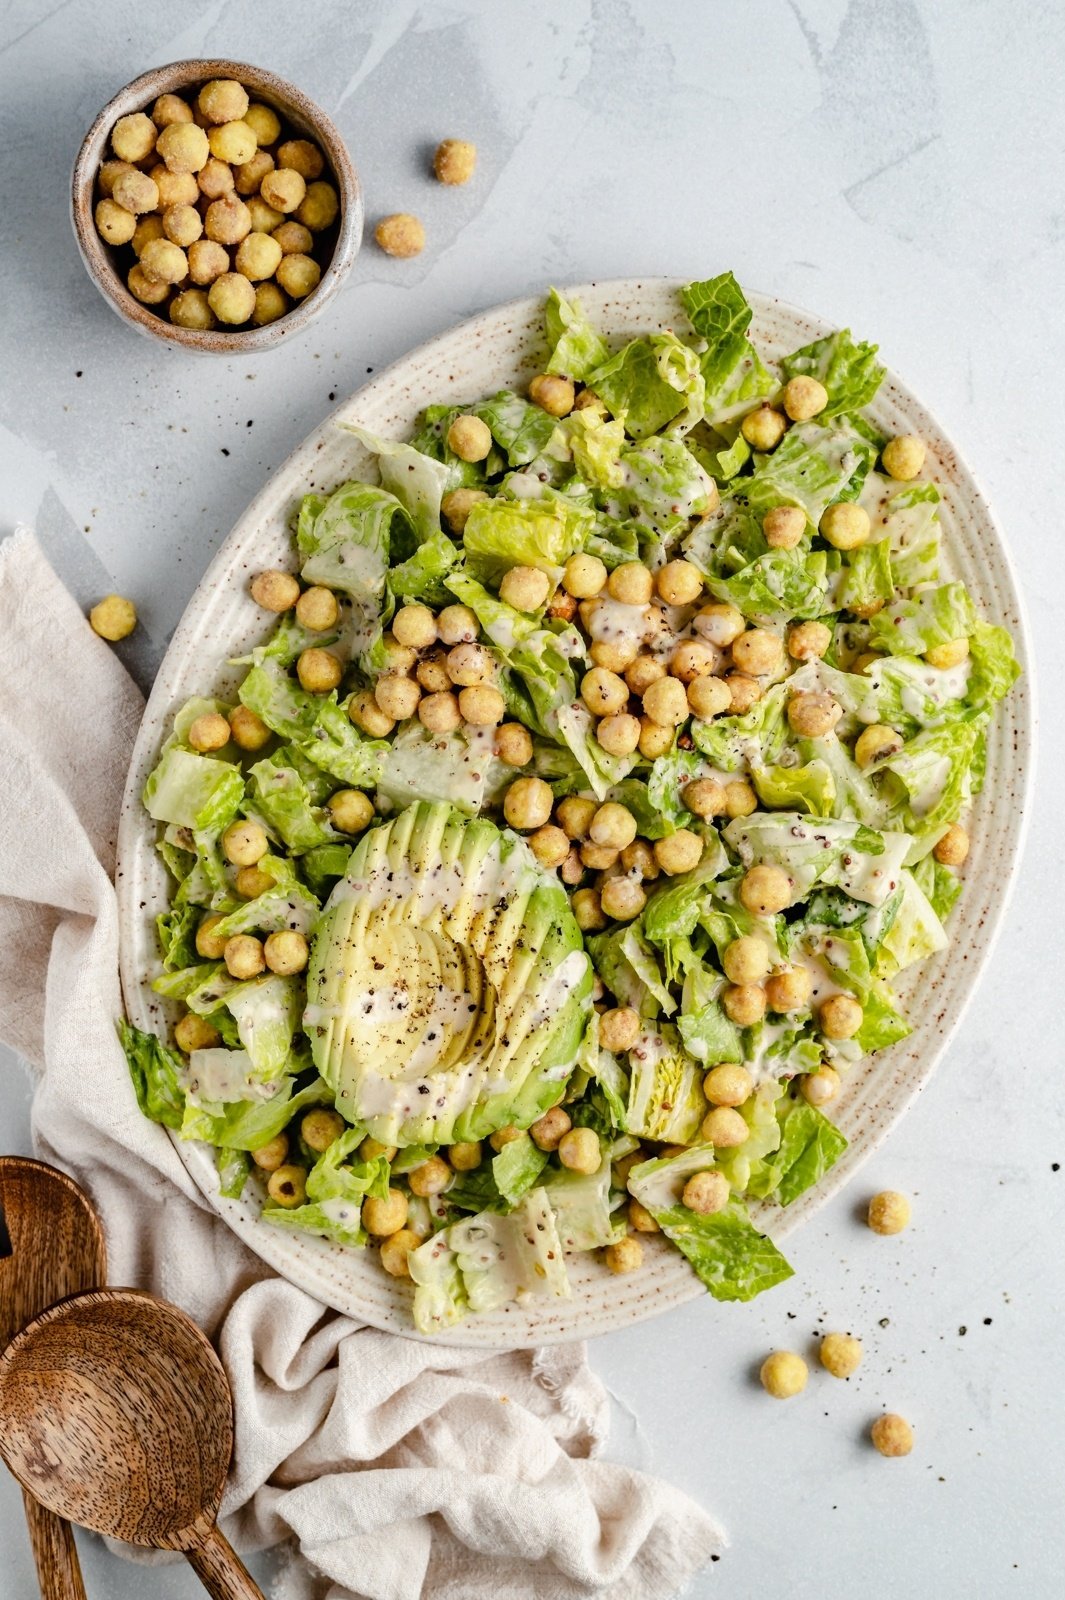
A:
306 801 593 1145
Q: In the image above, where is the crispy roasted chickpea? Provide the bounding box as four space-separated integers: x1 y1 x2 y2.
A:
723 936 769 985
871 1413 913 1457
685 676 731 721
235 863 274 899
207 119 257 166
459 684 505 725
683 777 727 819
882 434 926 481
416 689 461 733
252 280 288 326
272 220 314 258
197 78 249 125
722 982 767 1026
596 712 642 755
638 717 674 759
571 887 606 932
156 120 210 174
298 179 340 232
205 193 252 245
112 167 158 214
95 198 137 246
933 822 969 866
573 387 605 414
362 1187 409 1237
580 841 618 871
170 288 216 331
133 215 167 262
372 673 419 723
374 211 424 257
725 779 758 818
726 673 761 714
488 721 530 768
188 238 230 285
139 237 187 284
152 163 200 206
670 639 719 684
528 372 575 417
525 824 568 870
389 603 435 651
642 675 689 728
152 93 193 128
765 966 814 1013
244 101 282 145
378 634 418 675
557 796 598 840
760 1350 808 1399
251 569 300 612
448 1140 483 1172
267 1164 307 1208
444 413 491 464
438 488 487 537
559 848 584 886
820 501 871 550
193 157 234 202
599 1006 641 1054
208 270 256 325
233 231 283 281
605 1235 644 1274
489 1125 523 1152
733 628 783 677
435 603 478 645
251 1133 288 1172
445 642 492 686
98 158 135 196
607 562 654 607
258 168 306 218
500 564 551 612
867 1190 911 1235
379 1227 420 1277
788 620 833 662
694 601 745 648
300 1107 345 1153
520 1106 570 1157
558 1127 602 1175
563 552 607 598
293 586 338 633
741 404 787 452
348 689 395 738
264 929 310 976
270 137 322 180
195 914 229 961
625 655 665 696
788 690 843 738
579 666 626 717
613 1146 646 1187
361 1137 398 1162
704 1063 752 1107
111 110 156 163
683 1169 730 1215
174 1011 220 1053
820 1332 863 1379
801 1065 840 1106
234 147 275 194
222 819 268 867
163 203 203 247
601 876 647 922
434 137 477 184
415 652 450 696
653 828 703 877
245 195 284 233
297 646 343 693
275 253 321 299
128 260 171 305
628 1199 659 1234
588 803 636 850
224 934 266 980
854 723 903 767
187 711 230 751
655 559 703 605
740 863 792 915
589 637 640 673
820 993 864 1040
926 636 969 670
853 651 883 675
782 375 828 421
701 1106 749 1148
408 1156 452 1198
503 776 553 831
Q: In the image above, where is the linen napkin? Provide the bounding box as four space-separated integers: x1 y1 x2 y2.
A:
0 525 724 1599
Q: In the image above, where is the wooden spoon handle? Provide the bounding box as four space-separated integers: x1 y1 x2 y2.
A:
21 1489 87 1600
186 1522 266 1600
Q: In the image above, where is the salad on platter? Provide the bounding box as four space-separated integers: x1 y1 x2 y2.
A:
122 273 1020 1333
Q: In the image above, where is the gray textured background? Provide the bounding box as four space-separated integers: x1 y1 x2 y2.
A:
1 1 1062 1595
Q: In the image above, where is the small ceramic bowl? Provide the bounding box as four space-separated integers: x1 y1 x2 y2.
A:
71 59 362 353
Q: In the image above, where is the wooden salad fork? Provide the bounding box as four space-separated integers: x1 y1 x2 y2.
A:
0 1156 107 1600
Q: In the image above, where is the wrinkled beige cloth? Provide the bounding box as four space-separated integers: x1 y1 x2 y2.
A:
0 526 724 1598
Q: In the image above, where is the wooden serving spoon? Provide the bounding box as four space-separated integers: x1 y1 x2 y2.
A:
0 1286 265 1600
0 1156 107 1600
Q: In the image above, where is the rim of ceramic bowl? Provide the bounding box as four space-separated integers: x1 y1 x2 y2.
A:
70 58 362 354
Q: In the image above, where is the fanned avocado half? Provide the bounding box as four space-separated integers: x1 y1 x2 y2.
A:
305 801 593 1146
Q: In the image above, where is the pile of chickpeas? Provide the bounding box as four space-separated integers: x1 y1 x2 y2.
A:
93 79 340 331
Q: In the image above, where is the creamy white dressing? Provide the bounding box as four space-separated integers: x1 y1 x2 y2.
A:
529 949 590 1028
184 1047 276 1106
834 830 911 906
586 597 651 651
506 472 545 500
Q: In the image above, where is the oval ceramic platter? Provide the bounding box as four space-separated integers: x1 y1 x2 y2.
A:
117 280 1034 1347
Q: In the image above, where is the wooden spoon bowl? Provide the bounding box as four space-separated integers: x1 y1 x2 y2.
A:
0 1287 263 1598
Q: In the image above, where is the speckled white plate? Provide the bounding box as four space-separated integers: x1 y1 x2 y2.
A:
117 280 1034 1347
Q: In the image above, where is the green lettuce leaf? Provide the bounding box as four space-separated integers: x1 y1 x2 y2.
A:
622 1024 706 1144
752 1097 848 1205
491 1133 549 1207
869 582 977 656
143 748 244 833
780 328 884 418
340 426 449 542
679 273 776 423
740 421 877 525
462 494 593 584
118 1020 186 1130
473 390 558 467
245 753 334 854
588 333 706 440
544 287 610 379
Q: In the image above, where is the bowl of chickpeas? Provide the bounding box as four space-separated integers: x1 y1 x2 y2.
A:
72 59 361 351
